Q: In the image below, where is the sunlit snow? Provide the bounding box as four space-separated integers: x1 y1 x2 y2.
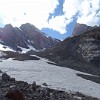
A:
0 57 100 99
0 44 14 51
17 45 38 53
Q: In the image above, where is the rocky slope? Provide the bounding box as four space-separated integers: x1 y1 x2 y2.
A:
36 26 100 75
0 23 60 52
0 71 99 100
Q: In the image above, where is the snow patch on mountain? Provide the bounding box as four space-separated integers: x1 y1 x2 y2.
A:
28 45 37 51
0 44 14 51
17 45 39 53
0 23 60 51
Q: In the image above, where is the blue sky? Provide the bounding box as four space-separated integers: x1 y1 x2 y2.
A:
41 0 76 40
0 0 100 40
41 20 76 40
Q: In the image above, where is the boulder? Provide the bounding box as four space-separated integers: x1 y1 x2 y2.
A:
10 78 15 82
42 83 48 86
32 81 37 92
2 73 10 81
0 70 2 73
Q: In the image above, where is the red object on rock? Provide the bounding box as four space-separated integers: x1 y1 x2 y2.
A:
5 89 24 100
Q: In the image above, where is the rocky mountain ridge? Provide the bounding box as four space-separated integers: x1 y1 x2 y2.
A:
0 23 60 52
36 26 100 75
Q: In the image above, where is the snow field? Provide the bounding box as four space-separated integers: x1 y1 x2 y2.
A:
0 58 100 99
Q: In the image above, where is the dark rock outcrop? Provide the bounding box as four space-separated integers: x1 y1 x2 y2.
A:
2 73 15 82
0 70 2 73
42 83 48 86
2 73 10 82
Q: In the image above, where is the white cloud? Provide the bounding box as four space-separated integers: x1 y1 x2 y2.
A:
0 0 99 34
77 0 100 26
63 0 83 20
45 0 83 34
47 0 99 34
0 0 59 28
63 0 100 26
45 15 72 34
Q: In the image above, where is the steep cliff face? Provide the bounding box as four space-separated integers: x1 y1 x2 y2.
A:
78 28 100 67
0 23 60 51
72 23 92 36
0 24 28 50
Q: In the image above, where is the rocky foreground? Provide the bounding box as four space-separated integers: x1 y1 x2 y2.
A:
0 70 99 100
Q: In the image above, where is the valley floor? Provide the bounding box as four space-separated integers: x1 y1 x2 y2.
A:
0 56 100 99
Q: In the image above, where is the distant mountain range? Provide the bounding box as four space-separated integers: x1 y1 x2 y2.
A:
0 23 60 52
0 22 100 75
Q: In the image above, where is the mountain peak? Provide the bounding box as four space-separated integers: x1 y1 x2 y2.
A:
20 23 40 33
4 24 13 29
0 23 60 52
72 23 91 36
20 23 35 28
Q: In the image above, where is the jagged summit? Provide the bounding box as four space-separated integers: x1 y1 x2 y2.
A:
4 24 13 29
0 23 60 52
20 23 41 33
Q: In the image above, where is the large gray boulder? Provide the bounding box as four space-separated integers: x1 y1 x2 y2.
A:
2 73 10 81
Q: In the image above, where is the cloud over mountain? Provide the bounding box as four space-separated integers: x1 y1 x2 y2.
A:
77 0 100 26
47 0 100 34
0 0 99 34
0 0 59 28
